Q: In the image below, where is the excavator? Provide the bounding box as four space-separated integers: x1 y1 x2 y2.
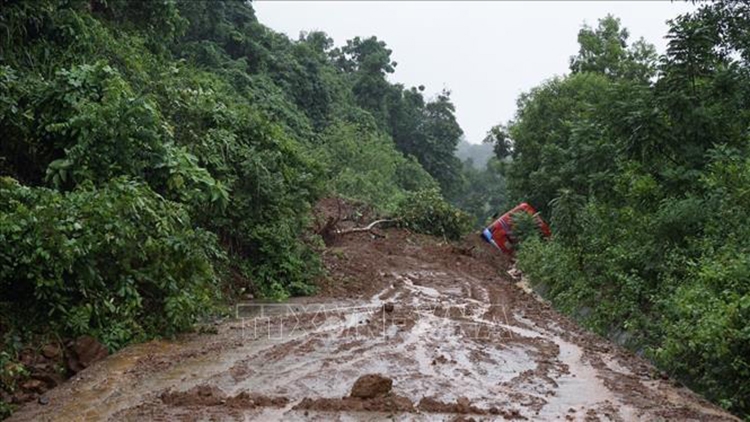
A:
481 202 551 255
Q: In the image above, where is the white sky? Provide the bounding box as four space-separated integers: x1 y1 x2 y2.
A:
254 1 698 144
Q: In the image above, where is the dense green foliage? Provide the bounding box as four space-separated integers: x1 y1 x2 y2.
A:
494 8 750 416
0 177 222 348
314 120 437 212
397 188 473 241
0 0 468 390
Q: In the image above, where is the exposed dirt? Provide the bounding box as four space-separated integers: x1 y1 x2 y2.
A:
293 394 414 413
8 199 739 421
417 397 487 415
160 385 288 409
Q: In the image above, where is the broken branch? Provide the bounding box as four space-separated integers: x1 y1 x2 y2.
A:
335 219 395 235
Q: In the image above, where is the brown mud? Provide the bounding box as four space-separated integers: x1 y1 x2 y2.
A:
9 199 738 421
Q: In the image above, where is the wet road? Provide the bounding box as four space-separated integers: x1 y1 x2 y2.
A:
9 230 738 421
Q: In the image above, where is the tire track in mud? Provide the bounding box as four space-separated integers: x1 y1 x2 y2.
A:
9 229 739 421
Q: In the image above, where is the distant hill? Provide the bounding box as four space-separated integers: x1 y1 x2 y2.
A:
455 139 494 169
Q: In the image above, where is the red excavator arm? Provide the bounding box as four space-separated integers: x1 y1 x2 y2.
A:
481 203 551 255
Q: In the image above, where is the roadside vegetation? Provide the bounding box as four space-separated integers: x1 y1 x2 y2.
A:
491 5 750 417
0 0 469 416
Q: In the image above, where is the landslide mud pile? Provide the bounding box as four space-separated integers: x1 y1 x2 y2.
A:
9 200 738 421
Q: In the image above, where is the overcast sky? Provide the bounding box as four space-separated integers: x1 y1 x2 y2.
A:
254 1 697 144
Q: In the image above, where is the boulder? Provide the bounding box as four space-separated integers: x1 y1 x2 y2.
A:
67 336 108 373
350 374 393 399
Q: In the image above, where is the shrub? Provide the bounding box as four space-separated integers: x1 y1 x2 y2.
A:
0 177 224 349
396 188 474 240
509 210 545 248
0 351 26 417
656 277 750 413
315 121 437 212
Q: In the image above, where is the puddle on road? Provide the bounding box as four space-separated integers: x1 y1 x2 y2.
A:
538 336 624 418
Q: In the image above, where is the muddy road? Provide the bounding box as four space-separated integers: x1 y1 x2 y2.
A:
10 222 737 421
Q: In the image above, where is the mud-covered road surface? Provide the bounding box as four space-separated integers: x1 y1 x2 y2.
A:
10 205 739 421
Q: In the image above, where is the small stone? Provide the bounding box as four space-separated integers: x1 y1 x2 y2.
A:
383 303 395 313
38 396 50 405
41 344 60 359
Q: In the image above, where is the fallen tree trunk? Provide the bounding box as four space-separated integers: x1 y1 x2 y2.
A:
335 219 395 235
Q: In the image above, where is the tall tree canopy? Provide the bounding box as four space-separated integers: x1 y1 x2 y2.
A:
570 14 658 81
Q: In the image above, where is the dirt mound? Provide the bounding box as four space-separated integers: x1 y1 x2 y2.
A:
417 397 486 415
313 196 381 246
161 385 225 407
293 395 414 413
314 197 378 227
350 374 392 399
415 397 527 419
291 373 409 413
160 385 288 409
226 391 289 409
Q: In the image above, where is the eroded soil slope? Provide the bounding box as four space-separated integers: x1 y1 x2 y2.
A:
9 203 737 421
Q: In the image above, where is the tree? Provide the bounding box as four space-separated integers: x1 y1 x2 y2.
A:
570 14 657 82
483 124 512 159
331 36 396 126
299 30 333 54
498 72 613 213
498 7 750 417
